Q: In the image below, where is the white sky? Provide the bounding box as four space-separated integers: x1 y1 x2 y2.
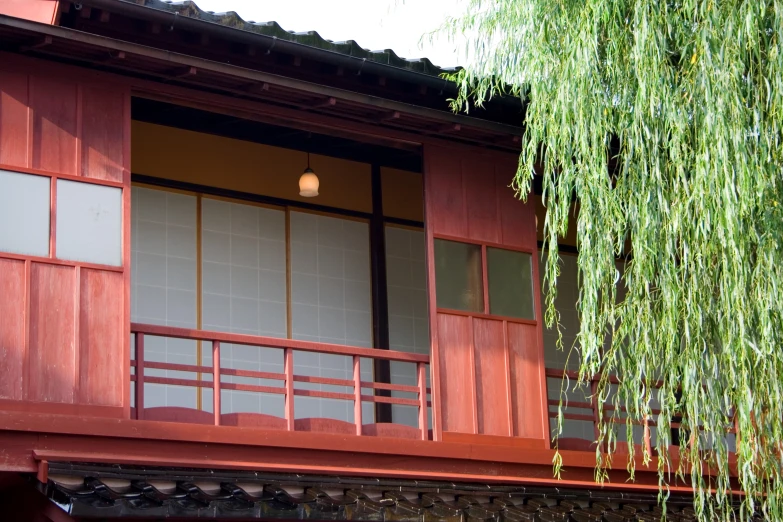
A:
191 0 469 67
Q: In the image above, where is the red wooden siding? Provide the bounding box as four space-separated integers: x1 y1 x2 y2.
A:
30 75 78 175
473 318 509 436
424 144 548 447
0 71 29 168
508 322 546 439
0 1 61 25
0 59 130 414
0 259 25 400
436 314 475 433
78 269 124 406
80 86 126 182
28 263 76 403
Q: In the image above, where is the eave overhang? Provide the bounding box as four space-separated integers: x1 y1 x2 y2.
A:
38 463 702 521
0 14 522 152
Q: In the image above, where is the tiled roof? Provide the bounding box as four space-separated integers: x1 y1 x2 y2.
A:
38 463 741 521
131 0 457 77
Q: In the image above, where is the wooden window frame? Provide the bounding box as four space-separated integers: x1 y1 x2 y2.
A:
432 233 538 327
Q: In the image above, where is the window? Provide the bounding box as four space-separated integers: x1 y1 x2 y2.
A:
433 239 483 312
56 179 122 266
487 247 534 319
434 239 535 320
0 169 50 257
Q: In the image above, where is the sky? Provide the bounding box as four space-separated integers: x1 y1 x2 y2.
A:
191 0 469 67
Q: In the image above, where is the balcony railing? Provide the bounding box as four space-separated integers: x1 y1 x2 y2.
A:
546 369 738 459
131 323 431 440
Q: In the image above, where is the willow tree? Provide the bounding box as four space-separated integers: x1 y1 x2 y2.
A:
443 1 783 520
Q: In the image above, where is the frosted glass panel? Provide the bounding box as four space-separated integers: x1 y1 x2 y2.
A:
290 211 373 423
131 187 198 409
434 239 483 312
385 226 431 428
201 197 287 417
487 247 534 319
0 169 50 257
57 179 122 266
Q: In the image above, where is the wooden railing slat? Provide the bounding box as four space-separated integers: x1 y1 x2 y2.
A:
131 323 429 363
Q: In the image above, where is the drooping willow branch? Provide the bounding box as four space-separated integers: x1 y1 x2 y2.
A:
442 1 783 520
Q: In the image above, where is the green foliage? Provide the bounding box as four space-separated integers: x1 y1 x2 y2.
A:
443 1 783 519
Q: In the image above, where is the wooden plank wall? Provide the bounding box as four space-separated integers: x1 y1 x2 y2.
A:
423 144 548 446
0 58 130 416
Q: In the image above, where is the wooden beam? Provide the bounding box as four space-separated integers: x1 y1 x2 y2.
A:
379 111 400 122
20 36 52 52
308 97 337 109
436 123 461 133
99 10 111 23
78 6 92 19
240 82 271 94
169 66 197 79
97 50 125 63
370 163 392 423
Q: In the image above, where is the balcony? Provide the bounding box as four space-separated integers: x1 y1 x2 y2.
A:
131 323 430 439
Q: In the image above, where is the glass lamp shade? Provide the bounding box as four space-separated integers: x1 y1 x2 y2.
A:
298 168 319 197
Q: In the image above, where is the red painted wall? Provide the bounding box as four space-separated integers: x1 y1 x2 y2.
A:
0 1 60 25
424 144 549 446
0 57 130 415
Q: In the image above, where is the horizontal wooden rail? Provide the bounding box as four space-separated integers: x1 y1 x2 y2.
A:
132 325 431 440
132 323 429 363
546 368 737 456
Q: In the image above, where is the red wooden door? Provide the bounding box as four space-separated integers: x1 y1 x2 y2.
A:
423 144 548 447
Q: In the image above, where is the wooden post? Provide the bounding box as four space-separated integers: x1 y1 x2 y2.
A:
591 379 601 449
369 163 392 423
284 347 294 430
353 355 363 436
418 362 428 440
212 340 221 426
643 415 653 456
135 333 144 420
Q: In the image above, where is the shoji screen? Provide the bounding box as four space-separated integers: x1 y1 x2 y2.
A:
130 187 198 409
289 211 374 423
199 197 287 416
385 225 431 427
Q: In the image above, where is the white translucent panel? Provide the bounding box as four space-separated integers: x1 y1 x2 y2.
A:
487 247 534 319
200 198 288 415
56 179 122 266
0 169 50 257
289 211 372 423
385 226 431 428
131 187 198 410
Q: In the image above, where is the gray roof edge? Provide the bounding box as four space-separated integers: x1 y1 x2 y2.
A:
90 0 461 85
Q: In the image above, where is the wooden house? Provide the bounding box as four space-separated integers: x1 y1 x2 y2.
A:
0 1 729 520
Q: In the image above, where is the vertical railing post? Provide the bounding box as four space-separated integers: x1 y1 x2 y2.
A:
590 378 601 449
284 347 294 431
353 356 362 436
135 333 145 420
212 340 221 426
643 415 653 455
417 362 428 440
